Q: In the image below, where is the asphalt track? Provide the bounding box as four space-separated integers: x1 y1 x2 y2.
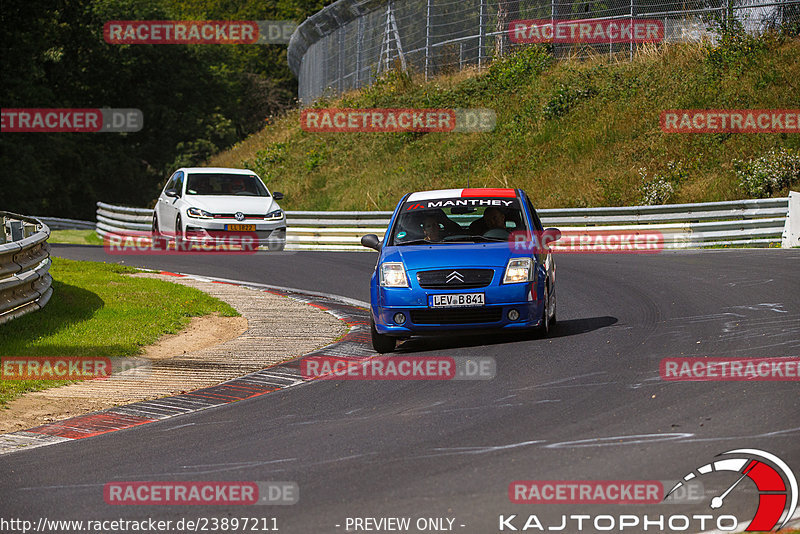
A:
1 245 799 533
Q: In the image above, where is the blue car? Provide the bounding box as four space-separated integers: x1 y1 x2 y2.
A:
361 188 559 353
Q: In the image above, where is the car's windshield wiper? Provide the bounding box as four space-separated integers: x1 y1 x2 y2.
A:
444 235 506 243
396 239 435 246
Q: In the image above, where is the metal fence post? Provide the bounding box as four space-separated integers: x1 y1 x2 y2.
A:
478 0 486 68
630 0 634 60
425 0 432 80
356 17 364 87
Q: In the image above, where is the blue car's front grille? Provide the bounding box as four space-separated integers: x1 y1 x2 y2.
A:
410 307 503 325
416 269 494 289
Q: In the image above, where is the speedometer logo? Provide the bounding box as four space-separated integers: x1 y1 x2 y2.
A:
665 449 797 531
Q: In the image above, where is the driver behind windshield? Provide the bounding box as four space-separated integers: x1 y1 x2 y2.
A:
422 215 444 241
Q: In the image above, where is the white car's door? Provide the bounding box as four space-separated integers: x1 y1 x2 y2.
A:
157 171 183 234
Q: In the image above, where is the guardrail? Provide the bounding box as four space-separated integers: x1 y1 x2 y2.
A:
96 196 796 251
1 212 53 325
35 217 96 231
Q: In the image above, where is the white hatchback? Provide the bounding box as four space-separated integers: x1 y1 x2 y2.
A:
152 167 287 251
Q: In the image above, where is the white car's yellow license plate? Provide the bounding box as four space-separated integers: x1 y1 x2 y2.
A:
225 224 256 231
430 293 485 308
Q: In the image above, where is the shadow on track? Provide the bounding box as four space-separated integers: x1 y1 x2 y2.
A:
394 315 618 353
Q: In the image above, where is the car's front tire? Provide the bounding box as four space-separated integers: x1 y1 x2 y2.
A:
268 239 286 252
174 214 185 249
371 318 396 353
151 214 168 250
535 284 553 338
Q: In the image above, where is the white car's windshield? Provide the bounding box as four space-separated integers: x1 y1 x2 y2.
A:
185 173 270 196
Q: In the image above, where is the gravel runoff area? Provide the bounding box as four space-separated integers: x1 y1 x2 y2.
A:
0 273 348 434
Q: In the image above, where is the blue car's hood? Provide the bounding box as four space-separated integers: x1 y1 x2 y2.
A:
387 242 515 270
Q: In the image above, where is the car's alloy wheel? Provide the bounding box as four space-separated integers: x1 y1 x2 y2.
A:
371 318 396 353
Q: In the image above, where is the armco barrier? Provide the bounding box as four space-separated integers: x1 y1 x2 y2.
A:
96 196 795 251
0 212 53 325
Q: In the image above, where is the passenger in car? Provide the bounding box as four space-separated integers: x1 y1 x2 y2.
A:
469 207 507 234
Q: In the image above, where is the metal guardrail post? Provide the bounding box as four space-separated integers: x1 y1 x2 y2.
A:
9 221 23 242
781 191 800 248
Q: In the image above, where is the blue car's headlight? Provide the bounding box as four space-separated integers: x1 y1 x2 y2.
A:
186 207 214 219
380 262 409 288
503 257 532 284
265 209 283 221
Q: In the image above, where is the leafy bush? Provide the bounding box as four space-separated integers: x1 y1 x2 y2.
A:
638 161 690 205
542 83 598 120
304 149 327 172
484 45 552 90
243 142 288 181
734 147 800 198
704 22 770 74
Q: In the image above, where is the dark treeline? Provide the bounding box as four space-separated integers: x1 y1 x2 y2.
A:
1 0 327 219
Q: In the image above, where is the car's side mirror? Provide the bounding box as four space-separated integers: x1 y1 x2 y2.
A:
272 192 284 200
542 228 561 244
165 189 179 198
361 234 381 251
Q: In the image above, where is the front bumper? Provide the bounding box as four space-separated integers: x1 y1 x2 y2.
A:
372 281 544 336
183 219 286 244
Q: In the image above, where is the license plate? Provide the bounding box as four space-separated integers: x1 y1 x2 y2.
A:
430 293 485 308
225 224 255 231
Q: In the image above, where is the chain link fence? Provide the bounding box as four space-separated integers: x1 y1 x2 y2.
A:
287 0 799 104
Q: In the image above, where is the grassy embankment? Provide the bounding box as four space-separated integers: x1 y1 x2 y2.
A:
0 257 238 405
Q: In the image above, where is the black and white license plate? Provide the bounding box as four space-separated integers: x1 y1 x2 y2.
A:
429 293 485 308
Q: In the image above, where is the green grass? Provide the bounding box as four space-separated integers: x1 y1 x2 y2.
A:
48 229 102 245
0 257 238 405
209 35 800 210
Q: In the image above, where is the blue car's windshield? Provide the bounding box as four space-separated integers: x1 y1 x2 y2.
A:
390 197 528 246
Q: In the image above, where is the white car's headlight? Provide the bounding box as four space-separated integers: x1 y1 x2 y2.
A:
380 262 409 288
503 257 533 284
265 209 283 221
186 207 214 219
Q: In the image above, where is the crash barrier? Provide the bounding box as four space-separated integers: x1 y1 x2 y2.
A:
36 217 96 230
0 212 53 325
96 195 796 251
